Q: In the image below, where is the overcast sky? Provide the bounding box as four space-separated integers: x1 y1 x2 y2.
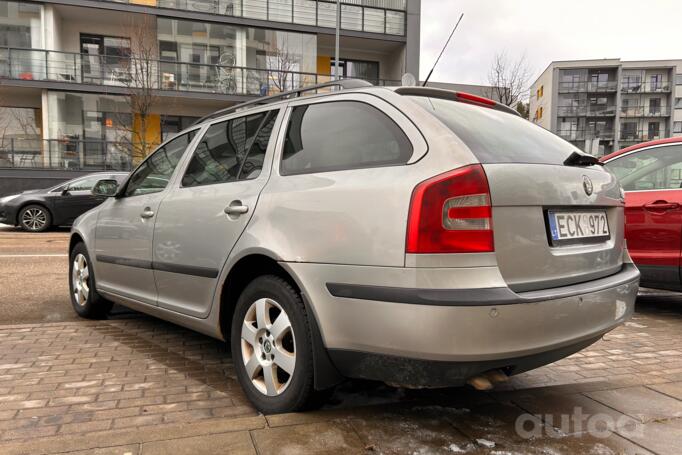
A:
419 0 682 86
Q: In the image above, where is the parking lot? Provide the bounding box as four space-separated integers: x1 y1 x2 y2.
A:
1 226 682 454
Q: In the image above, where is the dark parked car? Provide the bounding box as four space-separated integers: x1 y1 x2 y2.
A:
0 172 127 232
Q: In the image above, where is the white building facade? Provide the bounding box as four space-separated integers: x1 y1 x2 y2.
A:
530 59 682 156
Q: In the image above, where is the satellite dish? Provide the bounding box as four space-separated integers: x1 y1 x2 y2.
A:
401 73 417 87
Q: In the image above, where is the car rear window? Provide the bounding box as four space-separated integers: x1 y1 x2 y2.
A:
408 96 577 165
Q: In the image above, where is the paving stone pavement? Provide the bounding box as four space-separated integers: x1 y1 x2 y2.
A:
0 298 680 454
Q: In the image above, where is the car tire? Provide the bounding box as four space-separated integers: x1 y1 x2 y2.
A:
18 204 52 232
69 242 113 319
231 275 322 413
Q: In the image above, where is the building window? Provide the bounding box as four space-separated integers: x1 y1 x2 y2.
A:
161 115 200 141
0 1 41 48
675 98 682 109
157 18 317 95
330 59 379 84
46 92 133 170
676 74 682 85
80 34 131 85
538 106 543 119
674 122 682 134
0 107 42 167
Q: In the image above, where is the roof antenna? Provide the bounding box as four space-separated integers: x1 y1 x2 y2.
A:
422 13 464 87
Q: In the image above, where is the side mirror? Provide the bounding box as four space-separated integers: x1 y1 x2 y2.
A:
92 179 119 197
61 188 70 196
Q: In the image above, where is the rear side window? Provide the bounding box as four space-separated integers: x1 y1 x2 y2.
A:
181 110 278 187
409 96 577 165
280 101 412 175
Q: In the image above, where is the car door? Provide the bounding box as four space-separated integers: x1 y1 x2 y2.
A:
53 175 108 224
94 131 198 305
606 144 682 288
152 108 282 317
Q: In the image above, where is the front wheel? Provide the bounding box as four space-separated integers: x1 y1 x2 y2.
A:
231 275 319 413
18 204 51 232
69 242 113 319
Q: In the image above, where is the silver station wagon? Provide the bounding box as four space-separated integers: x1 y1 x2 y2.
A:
69 80 640 413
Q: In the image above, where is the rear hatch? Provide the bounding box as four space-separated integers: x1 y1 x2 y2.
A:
409 96 624 292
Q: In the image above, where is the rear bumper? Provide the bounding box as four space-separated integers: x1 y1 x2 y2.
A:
328 336 601 387
286 262 639 384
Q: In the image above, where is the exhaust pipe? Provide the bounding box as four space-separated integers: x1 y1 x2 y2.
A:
466 369 508 391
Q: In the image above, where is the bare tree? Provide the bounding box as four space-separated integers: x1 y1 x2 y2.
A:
114 14 161 165
267 37 299 94
485 52 533 108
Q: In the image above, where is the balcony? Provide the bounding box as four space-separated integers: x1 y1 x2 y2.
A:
556 105 616 117
557 129 614 141
619 130 670 143
621 81 672 93
558 81 618 93
0 139 133 171
0 47 400 97
89 0 407 35
620 106 671 118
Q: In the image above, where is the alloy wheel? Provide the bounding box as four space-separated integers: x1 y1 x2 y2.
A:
22 208 47 231
72 253 90 306
240 298 296 396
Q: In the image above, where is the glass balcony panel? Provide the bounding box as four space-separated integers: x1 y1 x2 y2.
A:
341 4 362 31
293 0 316 25
9 49 46 81
0 48 10 78
363 7 385 33
243 0 268 19
385 10 405 35
317 1 337 28
269 0 293 23
47 52 80 83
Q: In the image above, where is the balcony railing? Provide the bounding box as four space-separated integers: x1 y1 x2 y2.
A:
558 81 618 93
94 0 406 35
556 105 616 116
621 81 672 93
620 130 670 143
620 106 671 117
557 129 615 141
0 138 133 171
0 47 400 96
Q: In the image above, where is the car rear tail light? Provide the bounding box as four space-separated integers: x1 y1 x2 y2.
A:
406 164 494 254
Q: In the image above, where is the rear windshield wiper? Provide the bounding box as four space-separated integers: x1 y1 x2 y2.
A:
563 151 604 167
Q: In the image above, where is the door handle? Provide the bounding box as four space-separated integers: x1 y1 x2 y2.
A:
644 201 680 211
224 202 249 216
140 208 155 219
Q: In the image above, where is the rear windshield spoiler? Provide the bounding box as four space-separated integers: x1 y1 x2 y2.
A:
563 151 604 167
394 87 521 117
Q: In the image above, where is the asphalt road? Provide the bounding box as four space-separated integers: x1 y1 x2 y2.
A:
0 224 135 324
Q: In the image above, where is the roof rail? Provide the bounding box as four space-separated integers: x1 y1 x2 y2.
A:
193 79 374 125
393 86 521 117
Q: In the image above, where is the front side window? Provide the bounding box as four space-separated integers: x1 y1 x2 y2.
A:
606 145 682 191
124 131 196 197
281 101 412 175
181 110 278 187
67 175 105 192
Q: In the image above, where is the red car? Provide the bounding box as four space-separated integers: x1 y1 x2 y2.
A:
601 137 682 291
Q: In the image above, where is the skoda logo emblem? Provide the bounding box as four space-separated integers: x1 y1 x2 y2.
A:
263 340 272 353
583 176 593 196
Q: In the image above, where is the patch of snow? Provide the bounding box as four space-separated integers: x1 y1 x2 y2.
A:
476 438 496 448
447 443 465 453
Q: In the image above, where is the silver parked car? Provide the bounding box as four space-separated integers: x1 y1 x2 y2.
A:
69 80 639 413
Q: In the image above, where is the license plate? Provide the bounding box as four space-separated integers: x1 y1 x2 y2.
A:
547 210 610 244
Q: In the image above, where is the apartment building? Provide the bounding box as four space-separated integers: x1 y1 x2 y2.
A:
530 59 682 156
0 0 420 177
